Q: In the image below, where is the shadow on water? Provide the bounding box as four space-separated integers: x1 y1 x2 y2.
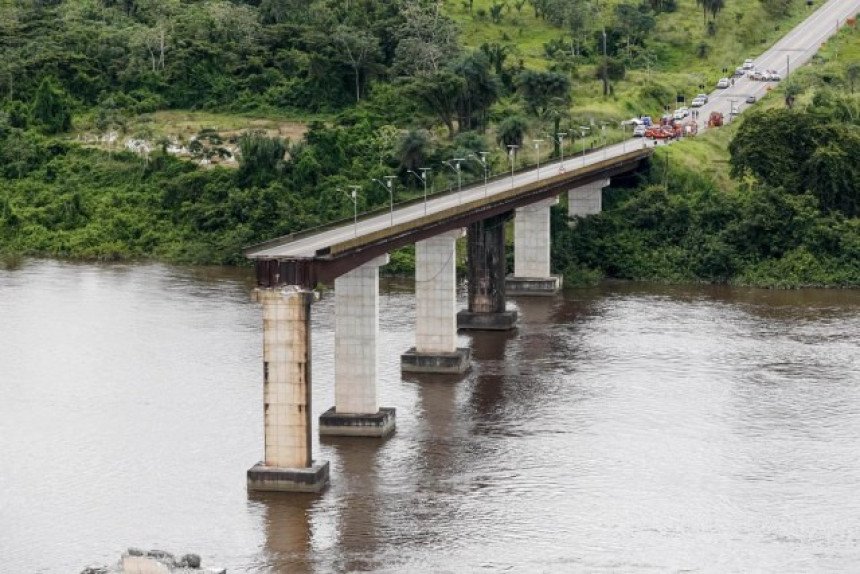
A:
320 436 387 573
0 254 25 271
248 492 315 574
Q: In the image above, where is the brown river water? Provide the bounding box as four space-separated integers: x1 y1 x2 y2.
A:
1 259 859 573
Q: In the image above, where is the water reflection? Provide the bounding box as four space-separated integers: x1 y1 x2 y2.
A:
2 262 859 573
251 494 314 574
322 437 386 573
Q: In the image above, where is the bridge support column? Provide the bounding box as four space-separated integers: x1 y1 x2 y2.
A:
320 254 395 437
506 197 561 296
402 230 471 374
457 212 518 331
568 178 610 221
247 287 330 493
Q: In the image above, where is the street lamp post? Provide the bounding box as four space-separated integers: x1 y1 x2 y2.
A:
445 158 465 204
468 152 490 197
339 185 360 237
372 176 396 226
579 126 590 166
556 132 566 171
600 122 609 159
533 139 544 180
507 144 518 189
408 168 431 215
384 175 396 224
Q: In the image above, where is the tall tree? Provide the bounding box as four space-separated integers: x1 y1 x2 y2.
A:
452 51 499 132
515 69 571 120
30 77 71 134
393 0 460 76
407 70 465 138
334 25 380 102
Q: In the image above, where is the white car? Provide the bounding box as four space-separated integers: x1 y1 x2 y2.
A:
697 93 709 103
717 77 730 89
633 124 647 137
673 107 689 120
743 59 754 70
691 97 705 108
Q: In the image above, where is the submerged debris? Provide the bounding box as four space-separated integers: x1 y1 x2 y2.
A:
81 548 224 574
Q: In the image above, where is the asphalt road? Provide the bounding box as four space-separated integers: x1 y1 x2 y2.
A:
248 0 860 260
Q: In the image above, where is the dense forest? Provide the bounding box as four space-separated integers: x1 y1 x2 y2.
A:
0 0 858 286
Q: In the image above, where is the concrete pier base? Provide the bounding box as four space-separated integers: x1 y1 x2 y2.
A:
457 309 518 331
401 347 471 374
327 255 396 436
403 230 470 373
247 460 330 493
249 287 328 493
459 213 517 331
319 407 396 437
505 275 563 296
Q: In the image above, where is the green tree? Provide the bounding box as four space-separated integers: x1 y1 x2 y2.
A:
846 62 860 95
495 114 528 148
397 129 433 174
614 2 655 58
452 51 499 132
407 70 465 138
394 1 460 76
30 77 72 134
236 132 287 187
515 69 571 119
334 25 380 103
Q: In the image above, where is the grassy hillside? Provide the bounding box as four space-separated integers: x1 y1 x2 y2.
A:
449 0 829 126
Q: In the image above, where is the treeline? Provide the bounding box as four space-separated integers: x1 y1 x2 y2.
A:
552 91 860 288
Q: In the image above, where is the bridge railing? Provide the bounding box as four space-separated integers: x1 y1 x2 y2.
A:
243 138 653 257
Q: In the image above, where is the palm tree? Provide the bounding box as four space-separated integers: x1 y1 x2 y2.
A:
696 0 725 26
495 115 528 148
397 129 433 174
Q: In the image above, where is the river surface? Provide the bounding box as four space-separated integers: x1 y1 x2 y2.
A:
1 259 859 573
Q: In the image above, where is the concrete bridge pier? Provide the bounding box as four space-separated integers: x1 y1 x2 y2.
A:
568 178 610 221
402 230 471 374
457 212 518 331
506 197 561 296
247 287 330 493
319 254 396 437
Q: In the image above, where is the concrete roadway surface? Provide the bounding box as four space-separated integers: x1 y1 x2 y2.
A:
248 0 860 260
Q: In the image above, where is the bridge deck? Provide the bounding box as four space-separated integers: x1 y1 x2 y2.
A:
247 140 653 261
249 147 652 288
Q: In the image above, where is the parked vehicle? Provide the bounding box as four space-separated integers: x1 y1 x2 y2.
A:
678 121 698 137
743 59 754 70
768 71 782 81
691 97 705 108
633 124 647 137
708 111 724 127
697 93 709 103
646 126 674 139
746 95 757 103
749 70 764 81
734 67 746 77
717 77 730 89
673 107 689 120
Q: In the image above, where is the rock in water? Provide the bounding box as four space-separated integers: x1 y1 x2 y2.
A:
179 554 201 568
